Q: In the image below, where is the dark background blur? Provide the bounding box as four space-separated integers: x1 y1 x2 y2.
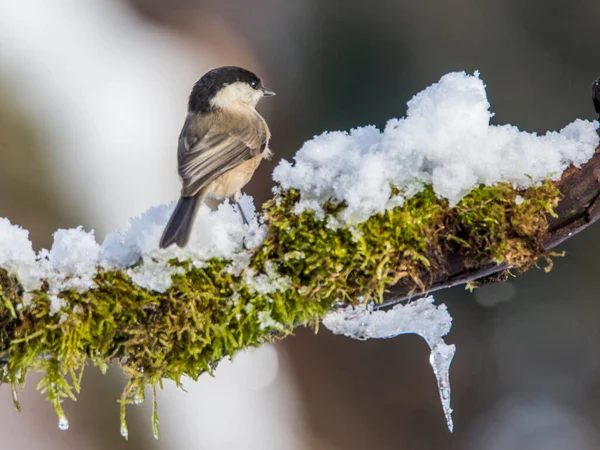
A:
1 1 599 449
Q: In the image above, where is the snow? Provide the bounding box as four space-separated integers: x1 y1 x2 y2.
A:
0 220 101 298
323 296 456 432
47 227 101 293
101 195 264 270
0 195 264 308
274 71 599 222
243 262 291 295
48 295 67 317
99 195 265 293
257 311 284 331
0 218 37 289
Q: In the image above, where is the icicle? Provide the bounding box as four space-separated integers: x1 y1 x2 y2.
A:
429 341 455 432
323 296 455 432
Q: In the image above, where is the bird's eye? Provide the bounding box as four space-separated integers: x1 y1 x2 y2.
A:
250 81 258 89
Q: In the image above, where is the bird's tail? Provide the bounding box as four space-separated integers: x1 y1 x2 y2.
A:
159 194 203 248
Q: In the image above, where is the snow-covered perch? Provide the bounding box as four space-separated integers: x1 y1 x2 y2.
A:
0 72 598 436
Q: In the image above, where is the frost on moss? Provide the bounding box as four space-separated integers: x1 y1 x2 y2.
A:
0 180 559 436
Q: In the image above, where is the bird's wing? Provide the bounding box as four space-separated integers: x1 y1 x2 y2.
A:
178 112 267 197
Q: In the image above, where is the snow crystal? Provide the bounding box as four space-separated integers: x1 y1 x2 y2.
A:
257 311 283 331
283 251 306 262
0 218 37 290
47 227 100 292
1 221 101 294
274 71 599 222
127 260 185 293
48 294 67 316
243 262 291 295
323 296 456 432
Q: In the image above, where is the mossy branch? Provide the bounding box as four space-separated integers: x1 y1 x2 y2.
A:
382 143 600 308
0 138 599 435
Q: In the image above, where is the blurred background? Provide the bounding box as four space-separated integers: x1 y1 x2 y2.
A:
1 0 599 449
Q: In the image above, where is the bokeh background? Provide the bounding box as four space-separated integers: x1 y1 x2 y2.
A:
1 1 599 449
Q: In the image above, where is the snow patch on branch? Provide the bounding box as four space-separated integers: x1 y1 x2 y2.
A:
0 195 264 298
323 296 456 432
101 195 265 293
0 218 38 289
274 71 599 222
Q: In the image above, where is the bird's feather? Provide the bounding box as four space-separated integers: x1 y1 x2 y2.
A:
177 110 268 197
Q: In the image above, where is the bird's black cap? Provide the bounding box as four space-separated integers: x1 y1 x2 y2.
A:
188 66 263 113
593 77 600 117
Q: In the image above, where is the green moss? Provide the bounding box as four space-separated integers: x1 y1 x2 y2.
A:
454 181 558 267
258 186 449 304
0 180 560 436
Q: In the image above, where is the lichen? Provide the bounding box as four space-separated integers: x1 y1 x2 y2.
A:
0 180 560 436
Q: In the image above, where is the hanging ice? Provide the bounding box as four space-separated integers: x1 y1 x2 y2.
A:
322 296 456 432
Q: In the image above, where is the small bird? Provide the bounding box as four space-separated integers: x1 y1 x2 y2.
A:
159 66 275 248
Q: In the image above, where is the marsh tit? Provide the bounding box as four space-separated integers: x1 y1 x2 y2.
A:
159 66 275 248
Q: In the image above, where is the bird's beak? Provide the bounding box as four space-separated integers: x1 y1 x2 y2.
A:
262 87 276 97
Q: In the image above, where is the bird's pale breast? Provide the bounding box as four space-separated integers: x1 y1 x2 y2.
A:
207 152 264 199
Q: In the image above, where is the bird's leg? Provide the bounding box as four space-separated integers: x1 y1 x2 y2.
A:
237 202 250 225
231 194 250 225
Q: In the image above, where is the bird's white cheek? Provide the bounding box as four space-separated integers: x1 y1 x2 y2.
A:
250 90 263 106
209 82 262 109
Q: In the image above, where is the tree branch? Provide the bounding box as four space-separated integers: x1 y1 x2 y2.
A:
381 141 600 309
379 78 600 308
